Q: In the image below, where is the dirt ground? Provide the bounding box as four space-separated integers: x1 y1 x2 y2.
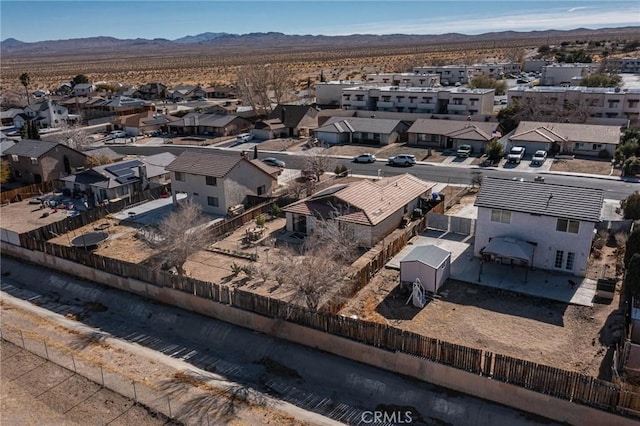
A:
322 143 447 162
339 243 625 379
1 340 175 426
47 217 157 264
550 157 621 176
1 301 307 426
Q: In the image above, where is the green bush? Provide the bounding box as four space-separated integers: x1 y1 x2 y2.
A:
255 214 266 228
598 149 612 159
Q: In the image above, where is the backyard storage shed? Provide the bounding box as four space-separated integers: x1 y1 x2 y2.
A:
400 245 451 293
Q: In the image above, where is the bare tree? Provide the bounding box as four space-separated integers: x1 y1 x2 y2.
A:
503 48 526 64
303 150 335 181
236 64 295 114
268 66 294 105
156 199 210 276
270 211 360 311
49 122 92 150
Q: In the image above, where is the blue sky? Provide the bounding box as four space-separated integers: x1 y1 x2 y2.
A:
1 1 639 42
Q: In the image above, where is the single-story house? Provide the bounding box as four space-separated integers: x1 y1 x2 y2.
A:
508 121 622 157
0 108 24 127
252 119 288 140
167 113 251 137
61 152 175 203
82 147 126 163
166 150 279 216
283 173 436 248
400 245 451 293
268 105 319 137
4 139 87 184
72 83 95 97
474 177 604 277
117 111 178 136
315 117 410 146
407 118 501 152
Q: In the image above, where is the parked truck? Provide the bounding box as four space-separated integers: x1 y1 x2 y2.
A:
507 146 526 164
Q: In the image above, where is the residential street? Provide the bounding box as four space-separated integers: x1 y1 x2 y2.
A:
0 257 560 426
109 144 639 201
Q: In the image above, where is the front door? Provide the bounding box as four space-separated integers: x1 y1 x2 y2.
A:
34 174 42 183
293 215 307 233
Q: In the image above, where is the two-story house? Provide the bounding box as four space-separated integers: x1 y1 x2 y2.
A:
4 139 86 184
14 100 69 129
474 177 604 277
166 151 279 216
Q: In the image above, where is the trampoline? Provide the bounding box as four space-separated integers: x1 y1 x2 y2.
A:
71 231 109 248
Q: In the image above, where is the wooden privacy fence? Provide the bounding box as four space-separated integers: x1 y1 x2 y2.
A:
1 180 59 204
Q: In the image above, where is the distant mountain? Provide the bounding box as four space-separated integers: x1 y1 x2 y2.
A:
173 32 231 44
2 27 639 57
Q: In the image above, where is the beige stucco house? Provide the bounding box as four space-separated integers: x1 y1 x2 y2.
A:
283 174 436 248
166 151 279 215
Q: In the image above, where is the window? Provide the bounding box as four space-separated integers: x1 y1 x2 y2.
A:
556 218 579 233
30 157 38 165
207 196 219 207
554 250 564 268
566 252 575 270
174 171 185 181
257 185 266 196
490 209 511 223
592 144 602 150
11 155 19 162
205 176 217 186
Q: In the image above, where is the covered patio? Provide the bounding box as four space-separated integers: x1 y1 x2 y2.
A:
479 237 535 283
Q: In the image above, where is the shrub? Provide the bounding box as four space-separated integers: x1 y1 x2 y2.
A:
271 204 283 217
598 149 612 159
255 214 266 228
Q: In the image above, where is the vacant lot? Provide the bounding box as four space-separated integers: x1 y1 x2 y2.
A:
550 157 620 176
322 143 447 162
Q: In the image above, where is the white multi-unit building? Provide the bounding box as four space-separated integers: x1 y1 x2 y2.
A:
316 80 366 106
540 63 598 86
523 59 554 73
474 177 604 277
365 73 439 87
341 85 495 115
413 62 521 84
469 62 522 79
508 85 640 125
601 57 640 74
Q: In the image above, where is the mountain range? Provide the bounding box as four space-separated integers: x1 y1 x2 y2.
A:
2 27 639 57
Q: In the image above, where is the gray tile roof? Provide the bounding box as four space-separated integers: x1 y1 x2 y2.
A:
169 113 244 128
4 139 60 158
317 117 403 134
407 119 500 140
166 150 276 180
401 245 450 268
474 177 604 222
82 147 125 162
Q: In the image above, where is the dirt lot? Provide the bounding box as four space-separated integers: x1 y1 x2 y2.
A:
339 242 625 379
323 143 447 163
550 157 621 176
1 340 174 426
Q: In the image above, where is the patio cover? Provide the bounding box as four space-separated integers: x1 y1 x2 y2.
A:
481 237 534 264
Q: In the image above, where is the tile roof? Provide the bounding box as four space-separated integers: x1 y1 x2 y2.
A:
284 174 435 226
510 121 621 145
407 119 499 141
82 147 125 161
269 105 318 128
474 177 604 222
168 113 244 128
166 150 277 179
317 117 403 134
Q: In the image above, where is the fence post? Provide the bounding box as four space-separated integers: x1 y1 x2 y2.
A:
167 395 172 418
71 354 77 372
19 329 25 348
132 381 137 402
43 340 49 360
100 365 105 387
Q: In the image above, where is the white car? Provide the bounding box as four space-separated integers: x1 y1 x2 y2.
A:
531 150 548 165
353 153 377 163
109 130 127 139
387 154 416 166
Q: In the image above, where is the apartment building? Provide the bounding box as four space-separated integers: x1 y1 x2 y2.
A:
507 85 640 124
412 65 472 85
469 62 522 79
316 80 367 106
341 86 495 115
540 63 598 86
365 73 439 87
601 57 640 74
523 59 554 73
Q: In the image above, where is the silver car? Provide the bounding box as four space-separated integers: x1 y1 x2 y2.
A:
387 154 416 166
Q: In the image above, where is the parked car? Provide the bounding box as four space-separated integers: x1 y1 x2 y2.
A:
516 78 530 84
301 169 316 180
456 144 472 158
507 146 526 164
262 157 286 168
108 130 127 139
236 133 253 143
353 153 377 163
531 150 548 165
387 154 416 166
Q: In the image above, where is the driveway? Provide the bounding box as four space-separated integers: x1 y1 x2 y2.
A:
441 155 475 166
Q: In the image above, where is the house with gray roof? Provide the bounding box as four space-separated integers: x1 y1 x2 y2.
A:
407 118 501 152
14 100 69 129
60 152 175 203
283 174 436 247
508 121 622 157
314 117 409 146
166 150 279 215
474 177 604 277
4 139 86 184
268 105 319 137
167 113 251 137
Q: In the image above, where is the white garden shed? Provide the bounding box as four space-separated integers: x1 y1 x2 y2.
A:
400 245 451 294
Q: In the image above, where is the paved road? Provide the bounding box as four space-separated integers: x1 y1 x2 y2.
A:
110 144 638 201
0 257 559 426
